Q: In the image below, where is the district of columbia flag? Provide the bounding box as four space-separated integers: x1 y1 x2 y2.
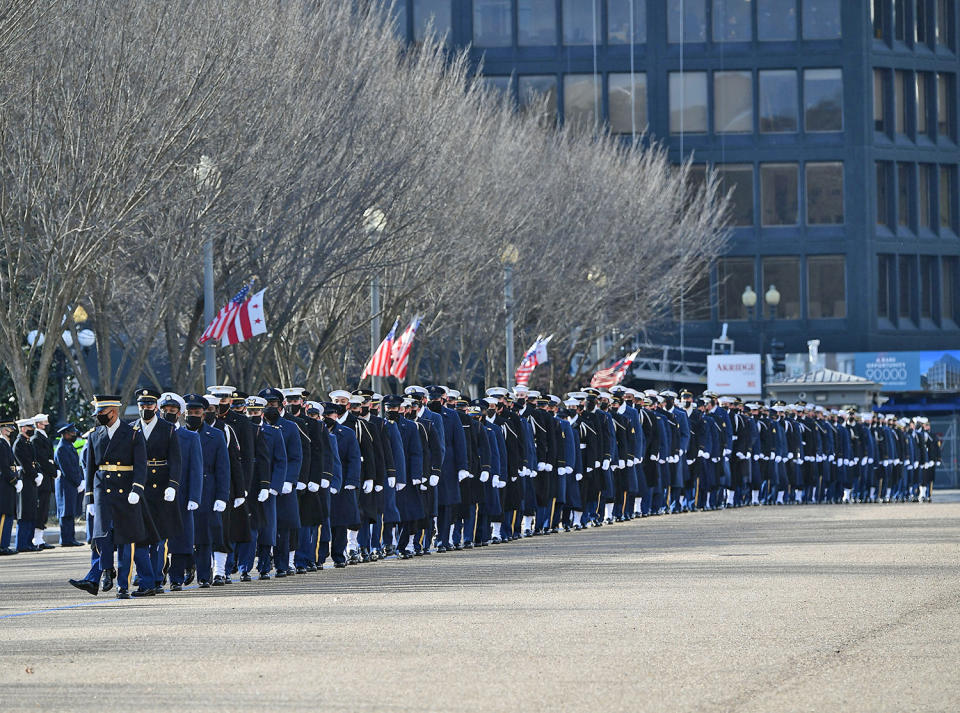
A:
222 289 268 347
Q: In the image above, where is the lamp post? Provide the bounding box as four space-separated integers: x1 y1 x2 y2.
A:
502 244 519 388
195 155 221 390
364 207 387 392
742 284 781 398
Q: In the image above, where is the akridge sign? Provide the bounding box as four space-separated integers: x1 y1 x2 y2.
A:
707 354 762 395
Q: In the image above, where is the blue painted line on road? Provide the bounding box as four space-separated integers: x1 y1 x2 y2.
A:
0 585 199 620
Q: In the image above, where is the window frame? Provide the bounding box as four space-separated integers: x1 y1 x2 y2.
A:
805 161 845 226
803 68 844 133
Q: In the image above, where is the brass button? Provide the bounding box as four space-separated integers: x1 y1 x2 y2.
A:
106 489 111 493
152 484 157 488
151 469 156 474
119 489 124 494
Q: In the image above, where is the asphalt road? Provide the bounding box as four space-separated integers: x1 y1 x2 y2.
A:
1 501 958 713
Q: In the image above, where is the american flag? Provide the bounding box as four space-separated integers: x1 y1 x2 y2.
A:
221 289 268 347
389 315 422 381
590 350 639 389
361 318 399 380
515 335 551 387
199 282 253 345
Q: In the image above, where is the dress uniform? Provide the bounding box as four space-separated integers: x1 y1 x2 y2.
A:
429 386 468 551
258 388 302 577
82 394 155 598
30 414 57 549
53 423 84 546
13 418 41 552
326 398 361 567
0 418 21 555
407 387 443 553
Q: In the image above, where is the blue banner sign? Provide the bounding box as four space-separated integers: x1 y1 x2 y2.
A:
853 351 960 392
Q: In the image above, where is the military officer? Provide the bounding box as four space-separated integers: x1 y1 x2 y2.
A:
29 413 57 550
325 397 361 567
0 416 21 555
53 423 84 546
13 417 42 552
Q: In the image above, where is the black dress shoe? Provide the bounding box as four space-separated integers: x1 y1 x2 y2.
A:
116 589 131 600
275 569 286 578
490 537 501 544
101 570 115 592
436 545 447 553
258 572 271 580
296 567 307 574
184 566 196 586
198 580 211 588
68 578 98 596
240 572 252 582
61 541 83 547
131 587 155 597
39 543 56 550
462 542 474 550
317 563 324 570
153 587 165 594
0 547 18 555
212 575 225 586
333 562 347 568
305 565 317 573
400 551 412 560
170 583 183 591
223 575 233 584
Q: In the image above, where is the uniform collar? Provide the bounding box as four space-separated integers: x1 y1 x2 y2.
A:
106 419 122 439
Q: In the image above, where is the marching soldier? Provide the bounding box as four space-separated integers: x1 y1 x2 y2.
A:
53 423 84 547
0 417 21 555
14 417 42 552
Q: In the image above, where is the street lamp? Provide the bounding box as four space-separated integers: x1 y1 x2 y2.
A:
195 155 221 390
742 284 781 398
364 207 387 392
502 244 519 388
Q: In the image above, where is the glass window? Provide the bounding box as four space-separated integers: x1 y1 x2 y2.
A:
806 162 844 225
563 74 600 130
607 0 647 44
917 0 930 43
943 257 957 321
518 0 557 45
919 164 934 229
894 0 907 41
714 71 753 133
937 73 953 140
713 0 753 42
717 257 755 320
804 68 843 132
761 163 799 225
897 163 912 227
563 0 601 44
921 256 936 319
759 70 798 132
715 164 754 226
669 72 708 133
937 0 953 47
481 76 513 105
917 72 929 136
874 69 888 133
608 73 648 135
895 70 908 134
807 256 846 318
758 0 797 40
941 165 955 231
474 0 513 47
877 161 892 227
413 0 451 42
668 0 707 43
762 257 801 319
674 268 713 321
878 254 894 319
519 75 558 125
803 0 841 40
899 255 916 320
872 0 886 39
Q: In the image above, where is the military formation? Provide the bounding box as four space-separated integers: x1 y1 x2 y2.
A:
0 384 944 598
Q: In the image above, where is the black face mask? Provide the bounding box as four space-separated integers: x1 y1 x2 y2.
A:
286 404 301 417
185 415 203 431
217 404 230 417
249 415 262 426
486 409 496 419
162 412 179 424
360 406 369 417
515 398 526 408
404 411 416 420
323 416 337 430
386 410 400 421
139 408 155 422
427 400 442 413
264 407 280 424
203 412 217 425
95 414 111 427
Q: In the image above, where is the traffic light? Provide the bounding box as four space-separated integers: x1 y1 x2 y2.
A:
769 339 786 374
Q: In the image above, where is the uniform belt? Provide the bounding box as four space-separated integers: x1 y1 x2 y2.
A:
147 460 168 466
99 464 134 472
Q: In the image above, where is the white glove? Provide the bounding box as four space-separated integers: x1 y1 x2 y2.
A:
594 461 600 469
86 503 95 516
397 482 406 491
34 474 42 486
307 481 320 492
362 479 373 494
575 472 583 481
510 476 517 482
212 499 226 512
374 485 383 492
127 491 140 505
544 463 553 472
281 482 293 495
529 469 537 478
492 475 502 489
429 475 439 486
77 482 85 493
269 488 278 495
412 478 422 486
458 469 471 482
233 496 245 507
187 500 199 511
16 480 23 493
480 471 489 483
329 487 338 495
537 462 548 471
496 476 507 489
787 453 794 460
296 481 306 491
164 487 176 502
699 451 709 460
775 456 782 463
320 478 330 489
861 457 867 466
387 476 396 488
618 460 626 469
602 459 611 470
258 489 269 502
